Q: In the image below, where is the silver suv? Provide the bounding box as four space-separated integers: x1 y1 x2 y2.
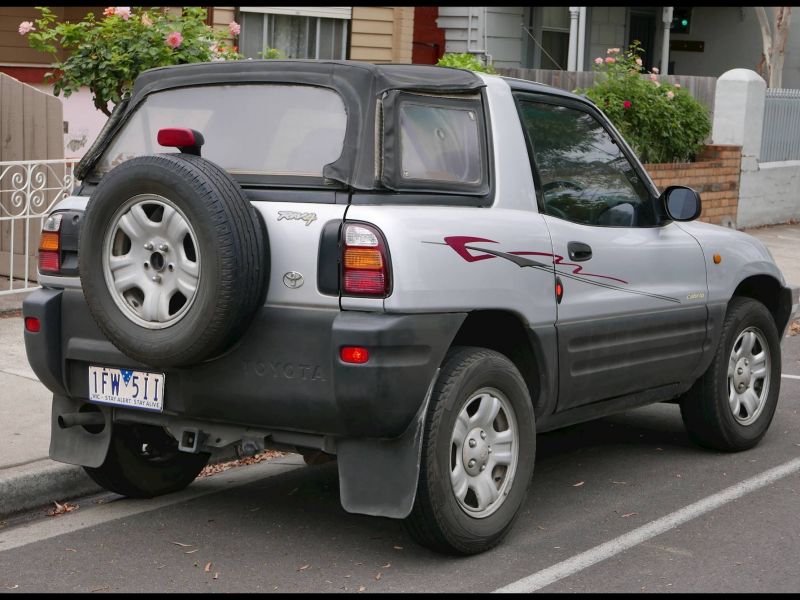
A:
24 60 800 555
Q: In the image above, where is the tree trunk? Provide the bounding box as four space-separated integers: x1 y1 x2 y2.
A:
755 6 792 88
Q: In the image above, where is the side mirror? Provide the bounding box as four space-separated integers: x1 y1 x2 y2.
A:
662 186 701 221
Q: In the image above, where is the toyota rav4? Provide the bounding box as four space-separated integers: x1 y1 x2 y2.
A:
23 60 800 555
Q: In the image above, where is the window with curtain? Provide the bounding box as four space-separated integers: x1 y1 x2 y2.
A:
240 12 348 60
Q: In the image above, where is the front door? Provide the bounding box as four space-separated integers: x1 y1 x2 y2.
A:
514 95 708 410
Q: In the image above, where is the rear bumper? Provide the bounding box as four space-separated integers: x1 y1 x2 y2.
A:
24 288 465 439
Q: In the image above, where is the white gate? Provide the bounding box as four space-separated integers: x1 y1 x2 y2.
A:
0 159 76 296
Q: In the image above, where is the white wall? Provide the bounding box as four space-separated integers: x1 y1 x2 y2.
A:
670 7 800 88
738 161 800 228
437 6 524 68
33 84 108 160
587 6 627 63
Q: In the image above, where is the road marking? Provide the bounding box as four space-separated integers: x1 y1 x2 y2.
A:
0 458 303 553
494 455 800 593
781 374 800 380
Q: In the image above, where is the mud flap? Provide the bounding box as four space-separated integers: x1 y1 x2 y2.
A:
336 369 438 519
49 395 113 468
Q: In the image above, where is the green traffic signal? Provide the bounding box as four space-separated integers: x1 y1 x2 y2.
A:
681 18 689 26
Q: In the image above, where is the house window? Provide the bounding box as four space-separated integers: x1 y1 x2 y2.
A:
240 11 349 60
539 7 570 70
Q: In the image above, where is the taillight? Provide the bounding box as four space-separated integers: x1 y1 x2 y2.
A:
38 213 62 273
342 223 391 297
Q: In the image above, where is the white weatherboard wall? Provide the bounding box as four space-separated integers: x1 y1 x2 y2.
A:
587 6 627 63
713 69 800 228
437 6 524 68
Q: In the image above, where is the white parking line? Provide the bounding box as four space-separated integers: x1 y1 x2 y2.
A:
782 374 800 380
493 456 800 593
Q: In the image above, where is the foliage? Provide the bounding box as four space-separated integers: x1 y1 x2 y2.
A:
575 42 711 163
258 47 284 59
437 52 496 74
20 7 243 116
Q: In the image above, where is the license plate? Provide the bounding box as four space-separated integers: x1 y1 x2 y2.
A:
88 365 165 412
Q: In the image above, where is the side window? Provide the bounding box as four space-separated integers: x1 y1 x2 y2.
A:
381 91 489 195
516 99 656 227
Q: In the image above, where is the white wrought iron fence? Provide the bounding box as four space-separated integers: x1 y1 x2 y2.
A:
761 88 800 163
0 159 77 296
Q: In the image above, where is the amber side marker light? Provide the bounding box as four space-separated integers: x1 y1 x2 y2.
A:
340 346 369 364
713 254 722 264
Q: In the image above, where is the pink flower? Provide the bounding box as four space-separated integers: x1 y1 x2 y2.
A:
18 21 35 35
103 7 116 17
141 13 152 27
635 57 643 66
652 66 660 74
228 20 240 36
675 83 681 89
666 91 675 100
607 47 620 54
623 100 632 110
115 7 131 20
650 73 658 81
605 57 616 64
594 57 603 65
165 31 183 49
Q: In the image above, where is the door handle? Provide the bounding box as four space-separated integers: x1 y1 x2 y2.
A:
568 241 592 262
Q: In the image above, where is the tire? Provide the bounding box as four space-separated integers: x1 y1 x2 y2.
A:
404 346 536 555
84 424 209 498
79 153 268 367
680 297 781 451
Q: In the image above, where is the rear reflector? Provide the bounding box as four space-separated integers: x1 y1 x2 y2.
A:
340 346 369 364
24 317 40 333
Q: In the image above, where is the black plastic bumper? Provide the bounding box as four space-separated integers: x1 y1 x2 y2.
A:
24 288 466 438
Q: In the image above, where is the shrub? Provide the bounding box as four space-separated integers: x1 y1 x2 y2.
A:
437 52 496 74
575 42 711 163
20 7 243 116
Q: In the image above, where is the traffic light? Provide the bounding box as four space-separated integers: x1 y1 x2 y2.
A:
671 8 691 34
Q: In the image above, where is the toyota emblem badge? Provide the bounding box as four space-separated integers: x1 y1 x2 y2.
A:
283 271 304 289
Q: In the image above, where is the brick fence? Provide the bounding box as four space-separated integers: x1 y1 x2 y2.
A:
643 144 742 226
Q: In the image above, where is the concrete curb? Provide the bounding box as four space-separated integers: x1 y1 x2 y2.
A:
0 459 102 518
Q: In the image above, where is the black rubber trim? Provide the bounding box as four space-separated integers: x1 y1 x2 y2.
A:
53 209 83 276
556 305 708 410
350 192 491 208
317 219 342 296
22 288 66 395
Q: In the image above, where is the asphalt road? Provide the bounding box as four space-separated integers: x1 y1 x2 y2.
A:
1 335 799 593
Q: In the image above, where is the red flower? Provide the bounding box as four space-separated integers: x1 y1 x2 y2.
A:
623 100 632 110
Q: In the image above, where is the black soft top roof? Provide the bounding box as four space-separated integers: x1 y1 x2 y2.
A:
77 60 486 187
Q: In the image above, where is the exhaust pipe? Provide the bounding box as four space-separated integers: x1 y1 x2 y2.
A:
58 412 105 429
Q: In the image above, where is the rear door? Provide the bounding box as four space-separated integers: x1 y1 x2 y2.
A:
514 94 709 409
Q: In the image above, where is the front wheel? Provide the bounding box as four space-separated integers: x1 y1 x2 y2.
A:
404 347 536 555
680 297 781 451
84 424 210 498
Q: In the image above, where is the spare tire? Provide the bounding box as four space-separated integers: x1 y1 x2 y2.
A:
79 153 268 367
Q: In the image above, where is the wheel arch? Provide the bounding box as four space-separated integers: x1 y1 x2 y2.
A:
450 309 558 419
731 274 793 337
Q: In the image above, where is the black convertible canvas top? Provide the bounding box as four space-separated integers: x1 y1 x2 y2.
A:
76 60 486 188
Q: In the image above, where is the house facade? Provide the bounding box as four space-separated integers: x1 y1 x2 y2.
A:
0 6 414 158
426 6 800 87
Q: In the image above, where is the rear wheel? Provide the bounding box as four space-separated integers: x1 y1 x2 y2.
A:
680 297 781 451
84 424 209 498
404 347 535 555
